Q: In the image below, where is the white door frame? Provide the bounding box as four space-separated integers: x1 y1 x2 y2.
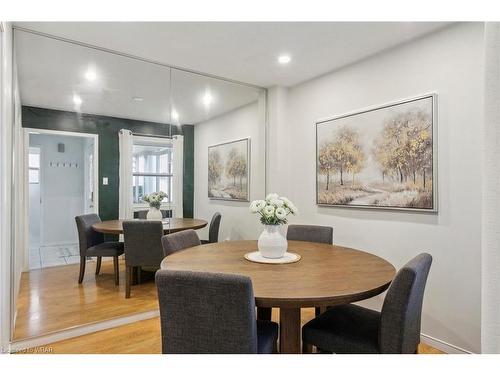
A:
22 128 99 270
0 20 13 353
27 146 42 249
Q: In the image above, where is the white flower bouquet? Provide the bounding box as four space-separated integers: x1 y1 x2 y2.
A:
142 191 167 210
249 193 298 225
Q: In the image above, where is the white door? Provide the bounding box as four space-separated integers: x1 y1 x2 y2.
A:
84 141 95 213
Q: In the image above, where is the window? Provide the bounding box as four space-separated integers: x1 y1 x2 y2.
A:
29 148 41 184
132 137 172 205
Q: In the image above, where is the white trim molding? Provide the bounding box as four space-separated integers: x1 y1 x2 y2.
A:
420 333 473 354
9 310 159 353
0 20 13 353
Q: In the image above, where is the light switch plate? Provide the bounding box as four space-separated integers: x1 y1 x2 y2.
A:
103 177 109 185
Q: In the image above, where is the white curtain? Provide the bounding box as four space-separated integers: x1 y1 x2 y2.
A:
118 129 134 220
172 135 184 218
482 22 500 354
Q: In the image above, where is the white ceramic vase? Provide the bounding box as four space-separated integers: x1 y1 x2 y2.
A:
258 225 288 258
146 207 163 220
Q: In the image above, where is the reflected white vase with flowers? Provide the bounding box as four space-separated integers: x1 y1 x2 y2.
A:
142 191 168 220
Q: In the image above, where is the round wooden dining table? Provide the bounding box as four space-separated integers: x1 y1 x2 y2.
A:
160 240 396 354
92 218 208 235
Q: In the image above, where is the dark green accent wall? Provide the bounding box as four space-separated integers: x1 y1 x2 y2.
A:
182 125 194 219
22 106 194 221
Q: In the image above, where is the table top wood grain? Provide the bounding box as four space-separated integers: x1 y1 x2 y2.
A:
160 240 396 308
92 218 208 235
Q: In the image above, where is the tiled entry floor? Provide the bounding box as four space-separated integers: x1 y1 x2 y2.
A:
29 244 93 269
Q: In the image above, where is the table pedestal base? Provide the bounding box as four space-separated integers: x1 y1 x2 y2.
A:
279 308 301 354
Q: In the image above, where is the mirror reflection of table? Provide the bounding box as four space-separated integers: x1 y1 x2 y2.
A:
92 218 208 235
160 240 396 354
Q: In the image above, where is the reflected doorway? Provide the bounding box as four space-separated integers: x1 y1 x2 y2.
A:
27 130 98 270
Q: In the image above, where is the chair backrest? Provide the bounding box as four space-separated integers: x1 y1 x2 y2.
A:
75 214 104 256
134 209 172 219
161 229 201 257
379 253 433 354
208 212 222 243
123 220 165 268
156 270 258 354
286 224 333 244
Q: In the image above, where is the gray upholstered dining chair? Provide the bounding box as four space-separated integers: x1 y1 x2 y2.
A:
286 224 333 244
75 214 124 285
201 212 222 244
122 220 164 298
161 229 201 257
155 270 279 354
302 253 432 354
282 224 334 318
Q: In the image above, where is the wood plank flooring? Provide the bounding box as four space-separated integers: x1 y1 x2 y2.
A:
23 309 444 354
13 258 444 354
13 258 158 340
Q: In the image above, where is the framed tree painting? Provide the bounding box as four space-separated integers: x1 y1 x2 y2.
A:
316 94 437 211
208 138 250 201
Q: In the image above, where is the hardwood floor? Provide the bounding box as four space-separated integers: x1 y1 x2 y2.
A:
13 258 158 340
23 309 444 354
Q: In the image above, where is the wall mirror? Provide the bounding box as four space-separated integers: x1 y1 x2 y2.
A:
11 28 266 342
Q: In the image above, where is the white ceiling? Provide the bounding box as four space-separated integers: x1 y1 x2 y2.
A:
15 22 453 124
15 30 262 124
15 22 452 87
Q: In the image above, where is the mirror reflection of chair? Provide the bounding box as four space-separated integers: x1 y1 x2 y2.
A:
156 270 279 354
75 214 124 285
122 220 165 298
201 212 222 244
161 229 201 257
302 253 432 354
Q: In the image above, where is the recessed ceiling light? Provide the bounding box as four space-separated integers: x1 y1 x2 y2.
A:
73 94 82 106
171 109 179 122
132 97 144 102
202 92 213 108
278 54 291 65
84 69 97 82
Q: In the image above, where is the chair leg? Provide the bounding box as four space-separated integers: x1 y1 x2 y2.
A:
303 341 313 354
125 265 132 298
95 256 102 275
78 256 86 284
137 266 141 285
257 307 272 321
113 256 119 286
316 306 328 317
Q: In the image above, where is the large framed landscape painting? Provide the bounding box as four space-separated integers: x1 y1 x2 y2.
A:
208 138 250 201
316 94 437 211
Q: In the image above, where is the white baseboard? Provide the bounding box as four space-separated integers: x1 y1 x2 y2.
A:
420 333 474 354
39 241 78 248
9 310 159 353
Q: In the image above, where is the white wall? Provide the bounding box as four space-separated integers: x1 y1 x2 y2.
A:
269 23 484 353
194 101 266 241
482 22 500 354
29 134 85 246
